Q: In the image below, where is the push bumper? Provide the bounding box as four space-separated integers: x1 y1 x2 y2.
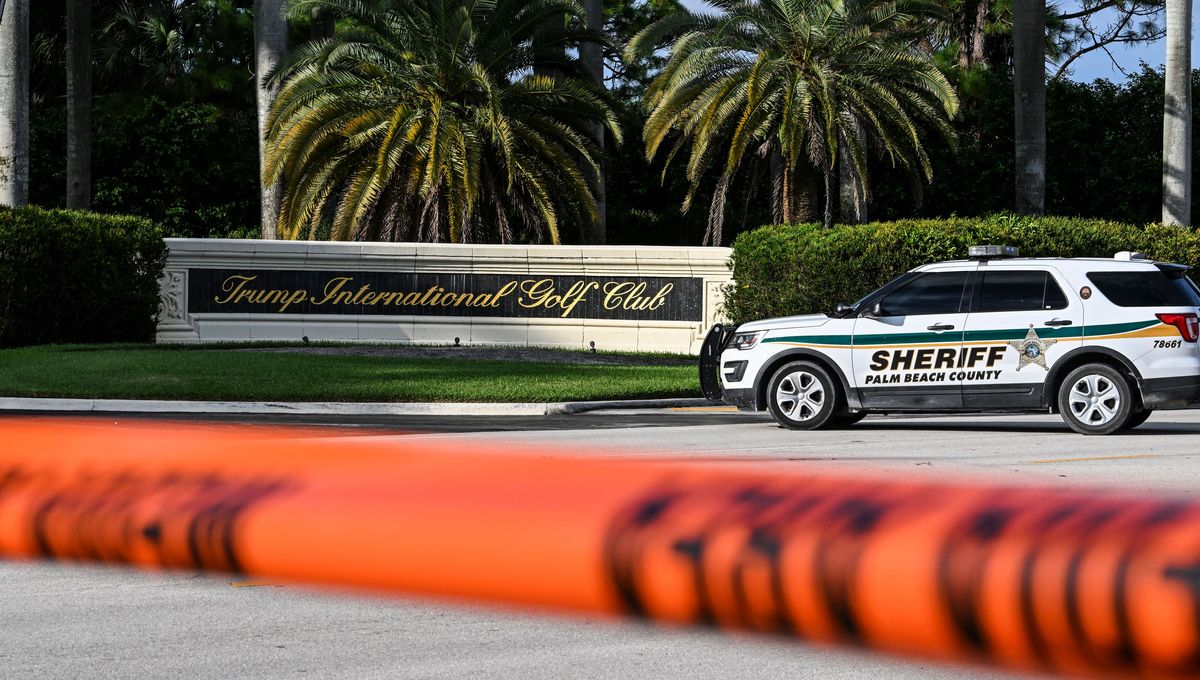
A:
722 387 759 411
699 324 737 403
1141 375 1200 409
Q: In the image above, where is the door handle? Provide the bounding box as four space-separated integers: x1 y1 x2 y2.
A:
926 323 956 331
1044 319 1073 327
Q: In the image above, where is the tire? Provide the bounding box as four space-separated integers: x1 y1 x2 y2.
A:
766 361 840 430
1122 409 1153 430
1057 363 1134 435
830 412 868 428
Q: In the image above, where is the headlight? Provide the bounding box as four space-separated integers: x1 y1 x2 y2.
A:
729 331 764 350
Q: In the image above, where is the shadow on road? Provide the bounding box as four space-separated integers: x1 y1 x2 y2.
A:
0 410 769 434
850 418 1200 436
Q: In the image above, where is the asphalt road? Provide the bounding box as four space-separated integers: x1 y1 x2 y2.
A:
5 408 1200 680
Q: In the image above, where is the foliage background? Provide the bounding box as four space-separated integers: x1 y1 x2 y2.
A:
872 68 1200 225
26 65 1200 244
31 98 260 238
21 1 1200 245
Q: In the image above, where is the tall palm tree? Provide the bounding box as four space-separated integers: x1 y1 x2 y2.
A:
66 0 91 209
1012 0 1044 216
0 0 28 207
580 0 606 243
266 0 618 244
628 0 958 242
255 0 287 239
1162 0 1191 226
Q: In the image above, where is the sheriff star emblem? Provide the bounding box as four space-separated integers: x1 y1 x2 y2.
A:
1006 326 1057 371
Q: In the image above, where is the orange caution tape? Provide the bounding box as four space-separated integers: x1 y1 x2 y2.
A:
2 418 1200 678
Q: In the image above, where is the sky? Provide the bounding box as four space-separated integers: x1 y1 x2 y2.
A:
678 0 1196 83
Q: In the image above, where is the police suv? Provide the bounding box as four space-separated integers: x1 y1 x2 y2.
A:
700 246 1200 434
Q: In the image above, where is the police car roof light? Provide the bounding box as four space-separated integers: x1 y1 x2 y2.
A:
1113 251 1147 261
968 245 1019 260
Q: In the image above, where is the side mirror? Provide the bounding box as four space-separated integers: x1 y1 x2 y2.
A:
834 303 853 316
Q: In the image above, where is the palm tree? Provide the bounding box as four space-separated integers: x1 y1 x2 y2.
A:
66 0 91 209
628 0 958 242
1012 0 1044 215
98 0 193 90
255 0 287 239
265 0 618 244
580 0 606 243
94 1 257 107
1162 0 1191 226
0 0 28 207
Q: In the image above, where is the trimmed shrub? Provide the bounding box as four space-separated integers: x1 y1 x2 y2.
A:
0 206 167 347
724 215 1200 324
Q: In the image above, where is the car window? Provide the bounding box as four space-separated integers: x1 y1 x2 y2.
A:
1087 271 1200 307
976 270 1069 312
878 272 969 316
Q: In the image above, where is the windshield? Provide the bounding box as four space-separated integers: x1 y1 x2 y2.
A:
840 273 916 313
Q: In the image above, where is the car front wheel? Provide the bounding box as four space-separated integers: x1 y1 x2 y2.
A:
766 361 839 430
1122 409 1153 430
829 411 868 428
1057 364 1133 435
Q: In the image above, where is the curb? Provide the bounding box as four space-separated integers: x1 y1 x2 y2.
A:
0 397 715 418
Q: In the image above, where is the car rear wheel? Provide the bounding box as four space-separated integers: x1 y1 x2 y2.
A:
766 361 839 430
1057 364 1133 435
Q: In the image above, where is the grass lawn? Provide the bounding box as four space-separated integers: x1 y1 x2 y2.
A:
0 345 700 403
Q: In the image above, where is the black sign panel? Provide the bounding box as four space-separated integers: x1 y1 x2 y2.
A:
187 269 704 322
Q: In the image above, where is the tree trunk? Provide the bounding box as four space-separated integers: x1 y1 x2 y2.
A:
957 0 990 68
1013 0 1046 215
777 161 819 224
66 0 91 210
838 126 868 223
0 0 28 207
311 8 335 40
1162 0 1192 226
796 162 819 223
254 0 287 239
532 9 563 79
769 151 784 223
823 168 834 228
580 0 605 244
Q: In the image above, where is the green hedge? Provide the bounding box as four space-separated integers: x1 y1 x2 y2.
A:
724 215 1200 324
0 206 167 347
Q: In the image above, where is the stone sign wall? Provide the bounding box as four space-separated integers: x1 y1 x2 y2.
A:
157 240 733 354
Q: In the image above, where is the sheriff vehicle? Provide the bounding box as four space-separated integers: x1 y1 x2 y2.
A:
700 246 1200 434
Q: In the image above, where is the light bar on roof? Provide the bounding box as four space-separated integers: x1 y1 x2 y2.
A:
968 245 1019 260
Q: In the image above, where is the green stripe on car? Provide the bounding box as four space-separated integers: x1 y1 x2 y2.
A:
763 319 1160 347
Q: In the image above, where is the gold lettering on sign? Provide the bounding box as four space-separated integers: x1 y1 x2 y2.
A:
213 275 308 312
310 277 354 306
603 281 673 311
208 274 677 317
518 279 600 318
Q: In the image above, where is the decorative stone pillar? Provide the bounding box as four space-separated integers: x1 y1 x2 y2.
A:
156 269 199 342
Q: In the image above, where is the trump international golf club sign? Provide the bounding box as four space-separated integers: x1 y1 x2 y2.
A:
190 270 701 321
157 240 732 353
